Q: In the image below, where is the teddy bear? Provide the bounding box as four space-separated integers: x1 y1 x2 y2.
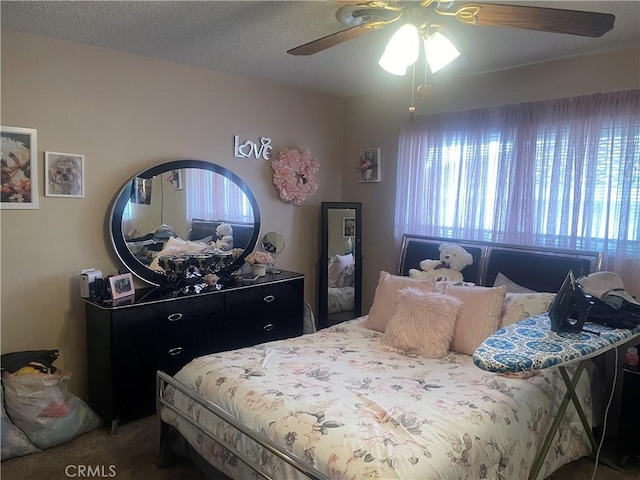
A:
408 243 473 283
213 223 234 251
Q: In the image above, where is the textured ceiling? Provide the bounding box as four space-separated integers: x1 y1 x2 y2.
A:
2 1 639 97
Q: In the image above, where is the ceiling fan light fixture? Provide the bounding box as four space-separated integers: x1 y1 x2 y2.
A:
424 31 460 73
378 23 420 76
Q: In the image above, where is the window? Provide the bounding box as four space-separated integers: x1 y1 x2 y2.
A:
185 169 252 223
395 90 640 268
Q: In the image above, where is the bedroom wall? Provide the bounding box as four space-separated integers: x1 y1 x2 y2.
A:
341 46 640 313
0 30 345 398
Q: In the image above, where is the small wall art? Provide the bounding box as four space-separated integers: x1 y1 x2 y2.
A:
1 126 38 209
357 147 381 183
343 217 355 238
130 177 152 205
45 151 85 198
167 169 182 190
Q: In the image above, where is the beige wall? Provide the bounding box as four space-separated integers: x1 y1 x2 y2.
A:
342 46 640 313
0 30 344 398
2 29 639 401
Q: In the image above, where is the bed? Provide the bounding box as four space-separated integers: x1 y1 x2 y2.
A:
157 235 607 480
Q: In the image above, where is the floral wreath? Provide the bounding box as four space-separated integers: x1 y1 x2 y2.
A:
271 148 319 206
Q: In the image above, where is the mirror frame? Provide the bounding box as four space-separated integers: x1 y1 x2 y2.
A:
110 159 261 286
261 231 285 254
318 201 362 329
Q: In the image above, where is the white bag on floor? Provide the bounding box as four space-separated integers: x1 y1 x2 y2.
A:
0 383 40 460
2 371 102 449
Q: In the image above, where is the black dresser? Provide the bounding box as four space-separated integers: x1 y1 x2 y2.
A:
619 361 640 458
83 271 304 429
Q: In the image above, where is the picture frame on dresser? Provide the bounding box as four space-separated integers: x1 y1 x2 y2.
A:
109 273 134 300
1 126 38 209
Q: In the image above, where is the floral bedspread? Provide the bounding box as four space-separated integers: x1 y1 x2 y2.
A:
160 318 592 480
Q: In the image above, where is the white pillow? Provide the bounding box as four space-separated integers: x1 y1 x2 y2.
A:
500 292 556 328
493 272 535 293
328 253 354 288
149 237 208 271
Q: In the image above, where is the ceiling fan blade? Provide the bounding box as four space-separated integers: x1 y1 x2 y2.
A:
450 3 615 38
288 24 374 56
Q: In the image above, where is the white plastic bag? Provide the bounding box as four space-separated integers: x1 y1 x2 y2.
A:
2 371 102 449
1 383 40 460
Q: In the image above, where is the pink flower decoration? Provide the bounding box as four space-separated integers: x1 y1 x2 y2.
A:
356 158 372 172
245 251 273 265
271 148 319 206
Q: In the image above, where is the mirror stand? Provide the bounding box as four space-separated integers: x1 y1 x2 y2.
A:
262 231 285 274
318 202 362 329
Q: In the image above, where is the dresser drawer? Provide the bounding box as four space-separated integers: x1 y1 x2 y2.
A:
225 280 303 348
160 294 225 373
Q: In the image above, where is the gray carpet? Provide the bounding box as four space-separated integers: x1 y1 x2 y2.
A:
1 415 639 480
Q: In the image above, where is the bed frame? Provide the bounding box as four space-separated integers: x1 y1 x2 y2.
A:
157 235 603 479
157 371 329 480
398 234 602 292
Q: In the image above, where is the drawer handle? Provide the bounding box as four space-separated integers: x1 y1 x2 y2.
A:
167 313 183 322
168 347 183 356
263 324 275 332
263 295 276 303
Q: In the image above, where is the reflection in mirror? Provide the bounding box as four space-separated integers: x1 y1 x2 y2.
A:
262 231 285 274
318 202 362 329
111 160 260 286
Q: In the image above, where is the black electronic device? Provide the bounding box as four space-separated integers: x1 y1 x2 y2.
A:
549 270 595 333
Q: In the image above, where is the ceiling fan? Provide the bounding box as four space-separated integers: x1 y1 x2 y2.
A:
287 1 615 58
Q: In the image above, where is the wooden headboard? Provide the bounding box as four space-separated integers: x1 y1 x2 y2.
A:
398 234 602 293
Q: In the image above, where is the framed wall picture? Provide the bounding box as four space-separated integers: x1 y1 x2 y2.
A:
130 177 152 205
167 169 182 190
343 217 355 238
45 151 85 198
357 147 381 183
109 272 135 300
1 126 38 209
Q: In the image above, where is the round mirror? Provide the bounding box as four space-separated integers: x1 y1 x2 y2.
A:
261 231 285 254
261 231 284 274
110 159 261 286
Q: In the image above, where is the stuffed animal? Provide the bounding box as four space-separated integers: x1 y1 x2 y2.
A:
213 223 234 251
408 243 473 283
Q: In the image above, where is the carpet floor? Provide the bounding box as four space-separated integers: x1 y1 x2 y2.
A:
1 415 639 480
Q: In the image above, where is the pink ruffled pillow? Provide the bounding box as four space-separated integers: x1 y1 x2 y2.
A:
381 288 462 358
364 272 437 332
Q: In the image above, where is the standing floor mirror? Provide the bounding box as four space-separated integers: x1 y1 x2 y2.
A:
318 202 362 329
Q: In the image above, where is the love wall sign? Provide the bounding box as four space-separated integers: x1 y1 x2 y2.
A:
233 135 273 160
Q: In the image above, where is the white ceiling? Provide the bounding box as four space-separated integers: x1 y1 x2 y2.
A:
2 1 639 97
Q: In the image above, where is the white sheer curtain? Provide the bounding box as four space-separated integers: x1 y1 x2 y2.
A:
186 169 252 223
395 90 640 288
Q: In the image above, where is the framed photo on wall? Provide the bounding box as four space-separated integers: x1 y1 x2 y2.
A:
109 273 135 300
130 177 152 205
357 147 381 183
167 169 182 190
343 217 355 237
45 151 85 198
1 126 38 209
